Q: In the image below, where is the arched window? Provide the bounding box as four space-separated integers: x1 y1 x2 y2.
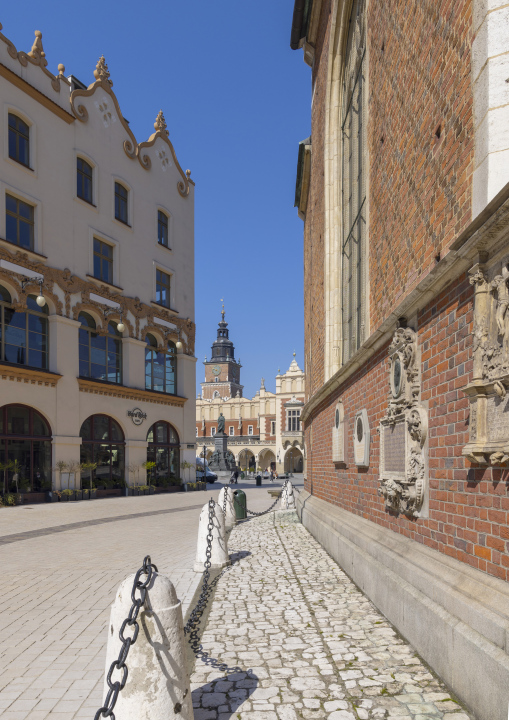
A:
147 421 180 483
341 0 367 362
0 404 51 493
80 414 125 487
0 286 48 369
77 158 93 203
144 334 176 394
8 113 29 166
79 312 122 383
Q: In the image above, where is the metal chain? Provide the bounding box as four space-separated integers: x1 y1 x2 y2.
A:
184 498 215 652
246 479 289 517
94 555 158 720
222 484 228 517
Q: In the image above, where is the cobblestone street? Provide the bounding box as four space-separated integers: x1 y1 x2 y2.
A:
190 511 474 720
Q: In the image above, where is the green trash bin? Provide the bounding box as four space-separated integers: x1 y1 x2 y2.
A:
234 489 247 520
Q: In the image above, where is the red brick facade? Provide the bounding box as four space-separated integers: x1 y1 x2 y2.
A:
297 0 509 584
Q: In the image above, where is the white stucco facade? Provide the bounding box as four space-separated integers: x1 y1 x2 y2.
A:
0 25 196 491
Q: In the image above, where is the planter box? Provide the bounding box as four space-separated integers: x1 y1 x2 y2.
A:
72 490 83 501
154 485 182 494
21 492 45 504
90 490 97 499
60 494 71 502
124 487 133 496
46 491 59 503
96 489 123 498
149 487 155 495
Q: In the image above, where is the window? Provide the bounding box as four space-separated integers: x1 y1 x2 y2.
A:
114 182 128 224
8 114 29 167
211 427 216 436
158 210 169 247
147 421 180 484
287 410 301 432
248 425 253 436
271 421 276 436
156 269 171 308
0 286 48 369
229 426 234 436
77 158 93 203
78 312 122 383
144 334 176 394
6 194 34 250
80 415 124 488
93 238 113 284
341 0 367 362
0 404 51 493
195 427 198 437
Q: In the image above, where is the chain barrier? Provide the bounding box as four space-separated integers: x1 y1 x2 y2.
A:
184 498 215 653
94 555 158 720
222 485 228 517
246 479 289 516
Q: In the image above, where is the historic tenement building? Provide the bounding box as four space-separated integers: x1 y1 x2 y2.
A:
290 2 509 718
0 24 196 493
196 311 305 472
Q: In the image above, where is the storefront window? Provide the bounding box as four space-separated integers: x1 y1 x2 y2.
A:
80 414 125 488
146 421 180 484
0 404 51 493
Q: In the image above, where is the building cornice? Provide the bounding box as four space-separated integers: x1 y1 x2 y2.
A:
77 378 187 407
0 363 62 387
0 62 74 123
302 181 509 424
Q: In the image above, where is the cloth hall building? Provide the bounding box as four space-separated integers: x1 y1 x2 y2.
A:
290 2 509 719
196 311 305 473
0 24 196 495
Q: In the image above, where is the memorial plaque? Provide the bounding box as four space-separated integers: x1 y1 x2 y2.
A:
487 395 509 443
382 421 406 473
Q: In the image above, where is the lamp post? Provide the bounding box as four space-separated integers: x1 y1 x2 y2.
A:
277 450 281 474
202 444 207 481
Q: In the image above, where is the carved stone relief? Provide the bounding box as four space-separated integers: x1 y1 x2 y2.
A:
0 245 195 357
378 327 428 518
463 259 509 465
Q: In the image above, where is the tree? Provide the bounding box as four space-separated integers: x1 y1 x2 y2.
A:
0 460 13 495
80 462 98 491
142 460 156 485
54 460 68 490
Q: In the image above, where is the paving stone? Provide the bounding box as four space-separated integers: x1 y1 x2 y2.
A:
189 515 475 720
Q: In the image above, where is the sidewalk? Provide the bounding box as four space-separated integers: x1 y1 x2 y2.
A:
190 511 474 720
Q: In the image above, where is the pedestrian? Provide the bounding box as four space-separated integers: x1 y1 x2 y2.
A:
270 469 274 483
234 469 239 484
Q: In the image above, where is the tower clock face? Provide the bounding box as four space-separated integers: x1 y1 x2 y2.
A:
212 365 221 376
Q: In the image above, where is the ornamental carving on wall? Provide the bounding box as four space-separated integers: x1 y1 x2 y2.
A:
463 259 509 465
0 245 195 357
378 326 428 518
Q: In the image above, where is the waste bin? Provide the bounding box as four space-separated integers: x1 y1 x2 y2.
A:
240 471 245 480
233 489 247 520
255 474 262 486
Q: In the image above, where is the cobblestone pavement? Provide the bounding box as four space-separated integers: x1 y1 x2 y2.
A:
190 511 475 720
0 484 286 720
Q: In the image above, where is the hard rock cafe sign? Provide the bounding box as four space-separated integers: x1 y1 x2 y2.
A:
127 407 147 426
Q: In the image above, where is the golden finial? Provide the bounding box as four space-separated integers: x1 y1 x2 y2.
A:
154 110 168 136
94 56 111 84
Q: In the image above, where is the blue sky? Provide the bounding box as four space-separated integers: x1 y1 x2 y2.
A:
1 2 310 397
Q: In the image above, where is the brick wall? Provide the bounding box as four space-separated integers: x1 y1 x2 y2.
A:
306 274 509 582
368 0 474 329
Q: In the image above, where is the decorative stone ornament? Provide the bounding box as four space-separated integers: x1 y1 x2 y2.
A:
353 409 370 467
332 400 345 463
463 260 509 465
378 326 428 517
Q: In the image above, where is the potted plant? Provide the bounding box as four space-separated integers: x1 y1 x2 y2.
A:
60 488 73 502
4 493 16 506
0 459 13 496
142 460 156 487
80 462 98 499
54 460 69 492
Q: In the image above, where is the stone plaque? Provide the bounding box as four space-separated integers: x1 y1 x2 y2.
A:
382 421 406 473
487 395 509 443
353 409 370 467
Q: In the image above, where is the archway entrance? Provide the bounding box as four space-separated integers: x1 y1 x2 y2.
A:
284 446 303 473
0 404 52 493
146 421 180 485
80 415 125 489
259 449 276 471
238 448 255 471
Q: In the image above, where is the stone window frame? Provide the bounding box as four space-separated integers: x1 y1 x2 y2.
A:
248 425 253 436
323 0 370 380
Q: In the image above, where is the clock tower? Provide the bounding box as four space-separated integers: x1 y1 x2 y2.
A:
201 307 243 400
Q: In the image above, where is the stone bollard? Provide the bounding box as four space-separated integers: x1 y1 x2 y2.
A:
217 486 236 529
103 571 194 720
280 481 296 510
194 500 230 572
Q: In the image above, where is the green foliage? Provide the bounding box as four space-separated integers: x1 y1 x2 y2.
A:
4 494 16 506
61 489 73 496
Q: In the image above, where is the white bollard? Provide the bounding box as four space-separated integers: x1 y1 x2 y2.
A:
280 481 296 510
194 500 230 572
103 571 194 720
217 486 236 529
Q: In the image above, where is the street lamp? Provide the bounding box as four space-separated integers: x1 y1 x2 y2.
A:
22 276 46 307
202 444 207 481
